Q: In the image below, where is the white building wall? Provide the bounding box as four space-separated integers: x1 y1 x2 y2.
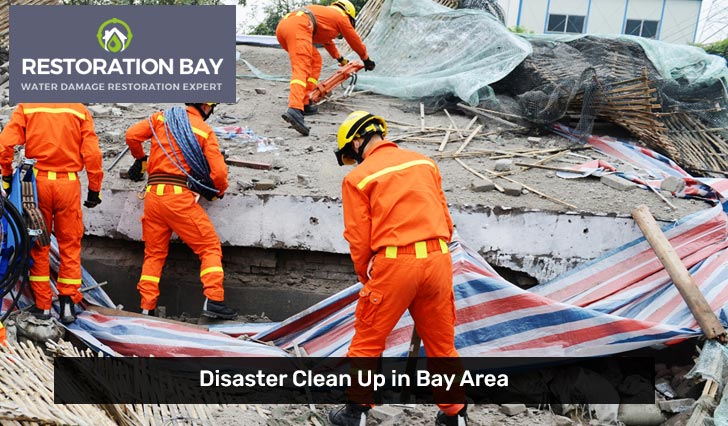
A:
505 0 701 43
588 0 627 34
658 0 701 43
500 0 521 28
515 0 549 33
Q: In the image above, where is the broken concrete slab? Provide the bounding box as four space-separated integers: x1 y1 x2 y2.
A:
370 405 404 423
471 179 495 192
500 181 523 196
601 174 638 191
87 105 112 116
661 176 686 193
494 159 514 172
114 103 134 111
253 179 276 190
657 398 694 413
500 404 527 416
617 404 665 426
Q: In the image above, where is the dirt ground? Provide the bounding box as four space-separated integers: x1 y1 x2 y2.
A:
85 44 709 224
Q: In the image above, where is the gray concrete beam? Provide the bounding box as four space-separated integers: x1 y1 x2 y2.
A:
86 190 659 282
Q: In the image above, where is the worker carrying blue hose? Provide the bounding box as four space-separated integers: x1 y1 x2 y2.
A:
125 103 238 320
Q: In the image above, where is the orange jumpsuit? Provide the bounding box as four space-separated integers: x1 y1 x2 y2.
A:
341 140 463 415
126 106 228 311
276 5 369 110
0 103 103 310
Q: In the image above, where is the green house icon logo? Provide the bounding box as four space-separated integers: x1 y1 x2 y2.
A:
97 18 133 53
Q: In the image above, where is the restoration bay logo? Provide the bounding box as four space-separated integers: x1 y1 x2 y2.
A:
97 18 133 53
10 6 235 103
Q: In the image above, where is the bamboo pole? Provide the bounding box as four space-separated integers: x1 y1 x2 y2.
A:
454 125 482 155
632 205 727 342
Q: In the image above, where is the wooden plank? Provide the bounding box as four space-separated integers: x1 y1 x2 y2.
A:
225 157 272 170
454 125 482 155
632 205 727 342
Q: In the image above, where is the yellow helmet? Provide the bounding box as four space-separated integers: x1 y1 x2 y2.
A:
331 0 356 19
335 110 387 166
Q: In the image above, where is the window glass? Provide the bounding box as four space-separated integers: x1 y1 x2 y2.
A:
566 15 585 33
625 19 641 36
547 14 566 32
642 20 658 38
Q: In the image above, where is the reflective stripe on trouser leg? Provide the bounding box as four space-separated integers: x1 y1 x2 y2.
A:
408 251 463 414
147 188 224 303
302 47 322 106
200 265 224 302
275 12 314 110
28 272 52 310
139 195 174 310
48 176 84 304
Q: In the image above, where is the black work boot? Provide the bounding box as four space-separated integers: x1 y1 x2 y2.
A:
202 298 238 320
303 103 319 115
435 405 468 426
282 107 310 136
328 404 369 426
29 305 51 320
58 295 76 325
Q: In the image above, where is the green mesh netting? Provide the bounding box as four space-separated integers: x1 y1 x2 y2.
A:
348 0 532 105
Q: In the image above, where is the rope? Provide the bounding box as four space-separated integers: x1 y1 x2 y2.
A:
147 106 217 196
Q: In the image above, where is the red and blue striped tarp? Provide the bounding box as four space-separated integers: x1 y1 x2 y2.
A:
8 207 725 359
550 124 728 201
252 227 712 358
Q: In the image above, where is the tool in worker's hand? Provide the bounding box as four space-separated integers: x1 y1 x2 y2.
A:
107 146 130 172
308 61 364 105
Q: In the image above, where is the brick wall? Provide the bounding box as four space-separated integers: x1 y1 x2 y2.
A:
80 236 358 319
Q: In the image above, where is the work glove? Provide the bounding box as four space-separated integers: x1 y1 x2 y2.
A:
83 190 102 208
207 192 225 202
2 175 12 196
363 58 376 71
127 155 148 182
337 56 349 66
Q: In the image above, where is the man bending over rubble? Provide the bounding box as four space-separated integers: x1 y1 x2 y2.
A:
125 102 238 320
276 0 375 136
328 111 468 426
0 103 103 324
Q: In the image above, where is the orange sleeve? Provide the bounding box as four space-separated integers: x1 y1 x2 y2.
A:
0 105 27 176
125 115 153 160
81 109 104 192
201 131 228 195
339 18 368 61
342 176 373 284
436 167 454 241
323 39 342 61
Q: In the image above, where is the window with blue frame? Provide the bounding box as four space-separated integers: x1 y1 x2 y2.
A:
624 19 659 38
547 14 585 33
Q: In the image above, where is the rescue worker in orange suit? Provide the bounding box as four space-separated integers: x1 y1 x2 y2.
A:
328 111 467 426
0 103 103 324
276 0 375 136
125 103 238 320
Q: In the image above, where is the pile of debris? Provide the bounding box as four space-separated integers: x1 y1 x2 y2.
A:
348 0 728 177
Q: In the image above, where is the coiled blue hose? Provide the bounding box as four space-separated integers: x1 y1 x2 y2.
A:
148 106 217 195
